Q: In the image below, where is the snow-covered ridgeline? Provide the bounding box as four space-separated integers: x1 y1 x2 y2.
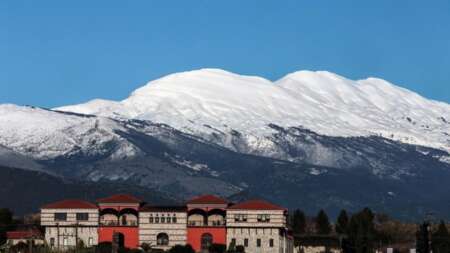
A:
56 68 450 153
0 105 140 159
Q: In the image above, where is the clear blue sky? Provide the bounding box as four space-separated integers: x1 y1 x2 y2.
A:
2 0 449 108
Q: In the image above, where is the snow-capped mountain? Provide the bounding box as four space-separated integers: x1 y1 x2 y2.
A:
1 68 450 219
57 69 450 155
0 104 140 160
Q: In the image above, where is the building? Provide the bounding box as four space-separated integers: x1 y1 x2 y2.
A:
40 194 293 253
226 200 292 253
40 199 99 249
139 206 187 251
5 229 44 246
186 195 228 252
97 194 142 249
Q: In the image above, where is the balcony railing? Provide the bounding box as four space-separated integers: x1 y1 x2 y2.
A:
99 220 138 227
187 220 225 227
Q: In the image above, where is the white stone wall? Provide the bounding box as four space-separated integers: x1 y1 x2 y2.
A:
226 209 291 253
226 210 287 228
41 208 99 249
227 227 284 253
45 226 98 249
139 211 187 250
41 208 99 226
7 239 45 246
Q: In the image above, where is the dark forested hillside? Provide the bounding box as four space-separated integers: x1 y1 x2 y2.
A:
0 166 176 215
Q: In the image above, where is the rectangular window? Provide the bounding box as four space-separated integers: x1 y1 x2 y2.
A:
161 217 165 223
269 239 274 247
63 237 68 246
244 238 248 247
149 217 154 223
88 237 93 246
50 238 55 247
172 217 177 223
54 213 67 221
257 239 261 247
234 214 248 222
76 213 89 221
155 217 160 223
231 238 236 245
257 214 270 222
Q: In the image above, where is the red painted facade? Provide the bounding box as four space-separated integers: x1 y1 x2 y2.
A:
98 227 139 249
186 195 228 252
97 194 142 249
187 227 227 252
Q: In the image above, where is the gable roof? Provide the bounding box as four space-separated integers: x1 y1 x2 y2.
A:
97 194 141 204
187 195 228 205
227 199 285 211
42 199 97 209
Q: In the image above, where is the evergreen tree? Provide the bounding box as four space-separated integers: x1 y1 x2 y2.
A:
431 221 450 253
336 210 349 234
291 209 307 235
416 222 430 253
315 209 332 235
227 240 236 253
345 208 376 253
0 208 13 245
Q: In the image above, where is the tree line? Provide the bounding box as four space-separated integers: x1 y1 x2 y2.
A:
290 208 450 253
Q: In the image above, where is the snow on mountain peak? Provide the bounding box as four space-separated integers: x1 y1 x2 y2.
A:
0 104 139 160
53 68 450 152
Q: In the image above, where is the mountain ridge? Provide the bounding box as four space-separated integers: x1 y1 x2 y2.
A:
55 68 450 153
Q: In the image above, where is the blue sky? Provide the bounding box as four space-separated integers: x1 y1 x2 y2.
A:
1 0 449 108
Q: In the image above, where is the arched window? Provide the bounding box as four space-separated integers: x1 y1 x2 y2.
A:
201 233 213 250
156 233 169 246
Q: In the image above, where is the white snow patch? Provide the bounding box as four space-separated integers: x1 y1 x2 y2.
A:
309 167 327 176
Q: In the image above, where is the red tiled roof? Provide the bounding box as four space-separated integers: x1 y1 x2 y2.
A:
97 194 141 204
187 195 228 205
227 200 285 210
42 199 97 209
7 230 42 240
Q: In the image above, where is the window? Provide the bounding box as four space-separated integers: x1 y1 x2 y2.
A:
244 238 248 247
256 239 261 247
63 237 68 246
54 213 67 221
231 238 236 245
234 214 247 222
269 239 274 247
149 216 154 223
88 237 94 246
156 233 169 246
172 216 177 223
155 217 160 223
161 217 165 223
166 217 171 223
257 214 270 222
50 238 55 247
76 213 89 221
